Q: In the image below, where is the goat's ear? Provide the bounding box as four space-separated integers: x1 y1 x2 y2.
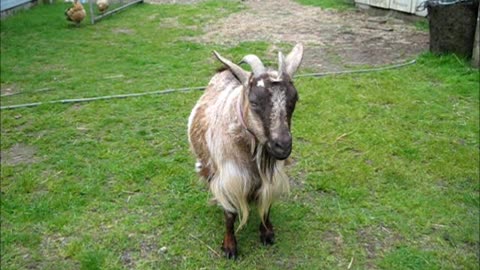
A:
213 51 250 87
284 43 304 78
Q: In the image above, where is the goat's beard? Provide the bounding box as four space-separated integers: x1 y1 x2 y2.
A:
253 142 290 225
254 144 277 183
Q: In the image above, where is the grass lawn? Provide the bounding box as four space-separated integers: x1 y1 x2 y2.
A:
1 1 479 269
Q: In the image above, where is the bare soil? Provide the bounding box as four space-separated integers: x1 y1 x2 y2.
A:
147 0 429 72
0 143 39 165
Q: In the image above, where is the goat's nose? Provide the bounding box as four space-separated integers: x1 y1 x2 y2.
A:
273 139 291 152
271 135 292 160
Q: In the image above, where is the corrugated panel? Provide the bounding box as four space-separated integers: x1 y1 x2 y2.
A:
390 0 413 12
369 0 390 9
355 0 427 16
1 0 33 11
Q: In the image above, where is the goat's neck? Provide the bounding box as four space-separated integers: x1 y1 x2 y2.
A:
237 87 257 154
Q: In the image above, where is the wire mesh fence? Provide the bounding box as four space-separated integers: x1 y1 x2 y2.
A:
88 0 142 24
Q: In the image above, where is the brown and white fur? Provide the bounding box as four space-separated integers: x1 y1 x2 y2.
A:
97 0 109 14
65 0 86 26
188 44 304 259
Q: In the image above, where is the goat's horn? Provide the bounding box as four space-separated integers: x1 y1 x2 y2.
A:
284 43 304 77
239 54 266 78
213 51 250 87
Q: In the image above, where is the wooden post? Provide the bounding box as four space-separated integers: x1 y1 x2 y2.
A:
472 6 480 68
89 0 95 24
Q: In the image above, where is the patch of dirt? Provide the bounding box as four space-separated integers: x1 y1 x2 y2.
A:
0 143 39 166
323 230 345 252
357 224 403 268
1 83 20 96
150 0 428 72
119 235 163 268
41 234 70 255
112 28 136 35
121 250 136 269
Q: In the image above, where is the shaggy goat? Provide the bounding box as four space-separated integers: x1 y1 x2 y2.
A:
188 44 304 259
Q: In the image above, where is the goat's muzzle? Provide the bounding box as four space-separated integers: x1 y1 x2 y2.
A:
267 134 292 160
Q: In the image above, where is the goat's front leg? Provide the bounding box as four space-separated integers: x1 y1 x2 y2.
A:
259 210 275 245
222 211 238 259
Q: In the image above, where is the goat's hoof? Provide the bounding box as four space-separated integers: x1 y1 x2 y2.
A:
221 236 238 259
260 231 275 246
221 245 238 259
260 223 275 246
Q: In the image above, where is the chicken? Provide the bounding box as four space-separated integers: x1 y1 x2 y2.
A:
97 0 109 14
65 0 86 26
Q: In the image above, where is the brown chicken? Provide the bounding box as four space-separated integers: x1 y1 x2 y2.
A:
65 0 86 26
97 0 109 14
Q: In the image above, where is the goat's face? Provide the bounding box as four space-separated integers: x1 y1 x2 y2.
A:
248 74 298 160
212 43 304 160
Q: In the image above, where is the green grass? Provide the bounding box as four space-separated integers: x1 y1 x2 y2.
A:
414 19 429 32
295 0 355 10
1 1 479 269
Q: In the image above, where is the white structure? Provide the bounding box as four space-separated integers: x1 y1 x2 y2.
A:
1 0 37 16
355 0 428 16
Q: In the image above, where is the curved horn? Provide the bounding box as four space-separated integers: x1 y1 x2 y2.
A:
239 54 266 78
213 51 250 87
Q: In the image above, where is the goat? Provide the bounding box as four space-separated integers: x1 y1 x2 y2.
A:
187 44 304 259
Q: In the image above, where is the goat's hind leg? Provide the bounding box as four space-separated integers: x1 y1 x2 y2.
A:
222 211 238 259
259 209 275 245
